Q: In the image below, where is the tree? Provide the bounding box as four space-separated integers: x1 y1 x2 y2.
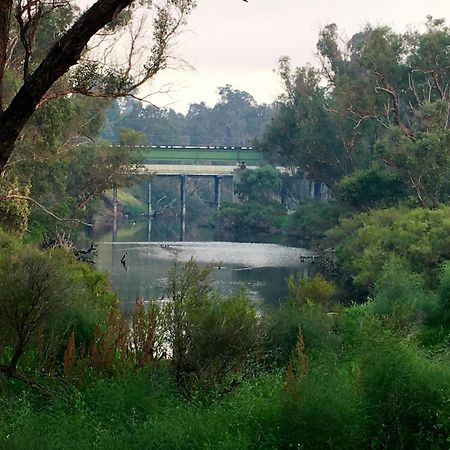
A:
260 60 350 190
337 165 408 211
262 18 450 207
107 87 273 147
0 0 195 175
235 164 282 203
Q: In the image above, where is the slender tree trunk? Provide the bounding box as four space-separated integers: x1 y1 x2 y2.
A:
7 342 25 376
0 0 134 174
0 0 13 112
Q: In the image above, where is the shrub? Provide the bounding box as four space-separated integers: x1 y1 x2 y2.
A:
368 257 429 332
326 206 450 293
280 362 366 449
287 274 335 308
161 259 261 392
358 333 450 449
282 199 343 245
0 243 118 379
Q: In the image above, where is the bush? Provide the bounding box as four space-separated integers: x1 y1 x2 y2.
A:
326 206 450 293
264 299 341 367
211 201 282 235
368 257 429 332
0 244 117 378
287 274 335 307
280 362 366 449
161 259 261 392
358 333 450 449
283 199 343 245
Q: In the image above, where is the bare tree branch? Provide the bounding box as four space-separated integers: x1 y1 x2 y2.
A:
0 193 93 226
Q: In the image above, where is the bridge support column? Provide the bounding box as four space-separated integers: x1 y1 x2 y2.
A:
112 186 118 220
214 176 222 211
179 175 186 241
112 186 118 241
147 180 152 241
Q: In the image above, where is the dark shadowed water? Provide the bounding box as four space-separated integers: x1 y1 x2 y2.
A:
93 219 311 311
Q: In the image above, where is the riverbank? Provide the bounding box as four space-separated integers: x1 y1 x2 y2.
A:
2 248 450 449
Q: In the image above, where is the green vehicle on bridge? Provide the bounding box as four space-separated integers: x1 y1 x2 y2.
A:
122 145 264 164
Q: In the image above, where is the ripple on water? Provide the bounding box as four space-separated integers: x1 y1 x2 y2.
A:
96 241 311 305
129 241 311 268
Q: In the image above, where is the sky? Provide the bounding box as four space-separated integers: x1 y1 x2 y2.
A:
78 0 450 112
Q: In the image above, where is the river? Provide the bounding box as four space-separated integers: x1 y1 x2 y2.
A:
93 218 311 312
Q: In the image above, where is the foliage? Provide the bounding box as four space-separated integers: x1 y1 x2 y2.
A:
287 274 335 308
280 361 365 449
432 262 450 328
3 234 450 448
0 0 196 173
326 206 450 293
211 201 283 236
367 257 429 332
234 165 281 203
0 173 30 236
282 199 343 244
116 190 147 217
109 86 273 146
162 259 261 392
260 62 349 188
376 126 450 208
261 18 450 208
337 164 409 210
356 331 450 449
0 241 117 378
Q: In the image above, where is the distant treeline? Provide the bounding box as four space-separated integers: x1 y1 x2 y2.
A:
102 85 273 147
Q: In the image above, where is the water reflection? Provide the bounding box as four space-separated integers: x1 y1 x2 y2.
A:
93 218 312 311
96 240 311 311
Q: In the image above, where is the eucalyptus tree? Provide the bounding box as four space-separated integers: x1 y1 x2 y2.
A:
0 0 196 175
262 17 450 207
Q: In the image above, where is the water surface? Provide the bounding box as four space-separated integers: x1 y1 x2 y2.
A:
96 239 311 310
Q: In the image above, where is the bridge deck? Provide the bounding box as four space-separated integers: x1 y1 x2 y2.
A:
135 164 256 176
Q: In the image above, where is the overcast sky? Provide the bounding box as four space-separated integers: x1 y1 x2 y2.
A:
78 0 450 112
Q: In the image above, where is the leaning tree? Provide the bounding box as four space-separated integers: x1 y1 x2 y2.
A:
0 0 196 175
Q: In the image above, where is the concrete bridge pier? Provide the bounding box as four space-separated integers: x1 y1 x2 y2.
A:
214 175 222 211
112 186 118 220
147 180 152 241
179 175 186 241
112 186 118 241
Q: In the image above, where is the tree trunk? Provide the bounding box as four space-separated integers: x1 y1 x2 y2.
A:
0 0 134 174
0 0 13 112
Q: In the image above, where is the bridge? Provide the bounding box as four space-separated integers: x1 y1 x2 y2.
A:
109 144 266 241
110 144 326 241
